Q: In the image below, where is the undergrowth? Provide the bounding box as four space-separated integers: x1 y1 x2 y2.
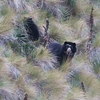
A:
0 0 100 100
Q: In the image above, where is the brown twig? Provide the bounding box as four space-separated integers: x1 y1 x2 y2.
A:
81 82 86 93
87 7 94 53
43 18 49 35
24 93 28 100
90 7 94 31
43 18 50 47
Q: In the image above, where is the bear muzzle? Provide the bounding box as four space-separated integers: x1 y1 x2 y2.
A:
66 47 72 55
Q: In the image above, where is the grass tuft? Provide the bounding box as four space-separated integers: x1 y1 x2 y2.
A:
39 70 67 98
36 46 55 61
49 24 67 43
0 7 15 34
94 32 100 47
66 87 85 100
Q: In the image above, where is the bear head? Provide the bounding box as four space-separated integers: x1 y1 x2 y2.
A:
62 41 76 57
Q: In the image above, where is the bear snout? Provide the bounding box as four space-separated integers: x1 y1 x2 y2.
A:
66 47 72 55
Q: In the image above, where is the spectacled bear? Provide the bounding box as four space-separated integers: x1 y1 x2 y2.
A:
47 41 76 65
24 18 39 41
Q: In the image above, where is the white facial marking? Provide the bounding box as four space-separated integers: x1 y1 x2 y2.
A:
67 47 71 55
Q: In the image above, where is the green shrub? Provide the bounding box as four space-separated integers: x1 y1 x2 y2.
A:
1 5 8 16
66 0 76 15
9 24 37 62
68 71 81 87
92 59 100 75
60 6 71 21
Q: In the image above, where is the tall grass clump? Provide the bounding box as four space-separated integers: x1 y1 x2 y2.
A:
0 6 15 34
66 17 89 39
66 87 85 100
49 24 67 43
35 46 53 61
0 5 8 16
93 32 100 47
90 49 100 76
60 6 71 21
35 46 57 70
91 0 100 11
65 0 76 16
67 70 82 87
21 63 43 81
80 70 100 91
37 0 63 19
9 22 37 62
10 41 37 62
92 59 100 76
37 70 68 99
61 60 71 73
38 9 54 22
8 52 26 67
75 0 90 16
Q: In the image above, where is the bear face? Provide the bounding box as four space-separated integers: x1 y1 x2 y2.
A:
24 18 39 41
62 41 76 58
47 41 76 65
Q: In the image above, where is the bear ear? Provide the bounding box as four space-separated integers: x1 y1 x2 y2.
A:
28 18 32 20
64 41 67 45
73 43 76 47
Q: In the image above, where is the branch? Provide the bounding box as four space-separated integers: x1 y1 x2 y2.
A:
87 7 94 53
81 82 86 93
43 18 50 47
24 93 28 100
43 18 49 35
89 7 94 42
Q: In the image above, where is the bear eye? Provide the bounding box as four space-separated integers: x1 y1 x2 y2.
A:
66 44 71 46
66 44 71 47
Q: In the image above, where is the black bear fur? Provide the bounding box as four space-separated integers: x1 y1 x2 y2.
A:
47 41 76 64
24 18 39 41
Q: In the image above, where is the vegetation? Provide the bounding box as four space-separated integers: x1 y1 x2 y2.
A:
0 0 100 100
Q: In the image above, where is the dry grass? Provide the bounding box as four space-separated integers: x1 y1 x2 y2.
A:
22 64 43 81
5 47 69 99
0 7 15 34
0 58 9 78
66 87 85 100
0 0 100 100
75 0 90 15
35 46 57 70
39 70 68 98
61 61 72 73
80 70 100 96
92 5 100 26
8 52 27 68
23 84 38 99
93 32 100 47
36 46 54 61
45 0 60 3
49 24 67 43
66 17 89 39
